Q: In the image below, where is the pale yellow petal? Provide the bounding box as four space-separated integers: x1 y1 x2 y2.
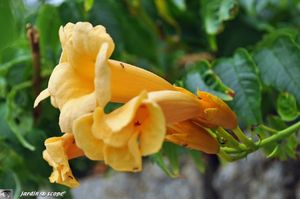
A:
59 51 67 63
73 113 104 160
34 89 50 108
48 63 94 109
109 60 175 103
62 22 114 80
43 135 79 188
59 93 96 133
92 92 147 146
92 108 134 148
148 90 202 123
104 132 141 172
61 133 84 159
139 101 166 155
94 43 111 107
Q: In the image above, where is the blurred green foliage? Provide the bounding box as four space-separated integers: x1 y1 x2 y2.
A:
0 0 300 197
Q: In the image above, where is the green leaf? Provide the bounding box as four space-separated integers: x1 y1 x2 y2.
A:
6 81 35 151
258 116 299 160
214 48 262 127
89 1 159 65
162 142 180 175
0 77 7 98
184 61 235 101
266 134 298 160
12 172 21 199
155 0 179 29
0 0 17 52
276 92 299 122
0 55 31 76
201 0 238 35
150 153 178 178
150 142 180 178
84 0 94 12
254 34 300 105
171 0 186 11
36 4 62 62
0 141 23 171
189 150 205 173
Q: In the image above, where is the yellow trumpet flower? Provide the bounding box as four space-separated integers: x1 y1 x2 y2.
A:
174 86 237 129
34 22 175 133
35 22 239 188
73 91 166 172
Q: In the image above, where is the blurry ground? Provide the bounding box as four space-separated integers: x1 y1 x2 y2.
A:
71 152 300 199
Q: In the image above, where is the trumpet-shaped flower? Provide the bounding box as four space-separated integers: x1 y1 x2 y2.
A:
43 133 83 188
174 86 237 129
35 22 239 188
73 91 166 171
34 22 176 133
195 91 237 129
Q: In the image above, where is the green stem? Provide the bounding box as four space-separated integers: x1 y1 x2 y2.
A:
257 121 300 147
258 124 277 134
205 128 217 139
208 34 217 52
221 147 247 154
219 121 300 161
232 127 257 149
216 127 245 149
218 150 248 162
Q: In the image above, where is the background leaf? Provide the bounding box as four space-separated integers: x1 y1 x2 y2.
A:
201 0 238 35
214 48 262 127
150 142 180 178
0 0 21 53
84 0 94 13
36 4 62 63
276 92 299 122
254 34 300 105
184 61 234 100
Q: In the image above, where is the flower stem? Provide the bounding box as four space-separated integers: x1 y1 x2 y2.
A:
232 127 257 149
216 127 246 149
219 121 300 161
257 121 300 147
258 124 277 134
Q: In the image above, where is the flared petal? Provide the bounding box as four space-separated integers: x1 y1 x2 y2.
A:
59 93 96 134
148 90 202 123
73 113 105 160
47 63 94 109
59 22 115 80
197 91 238 129
166 121 219 154
58 42 111 133
175 86 238 129
94 43 111 107
92 92 166 151
139 101 166 155
43 133 80 188
61 133 84 159
104 132 141 172
92 92 148 147
34 89 50 108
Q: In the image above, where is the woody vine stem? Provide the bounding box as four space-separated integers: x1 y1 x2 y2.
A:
217 121 300 161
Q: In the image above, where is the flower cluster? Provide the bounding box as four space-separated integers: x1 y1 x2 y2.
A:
34 22 237 188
